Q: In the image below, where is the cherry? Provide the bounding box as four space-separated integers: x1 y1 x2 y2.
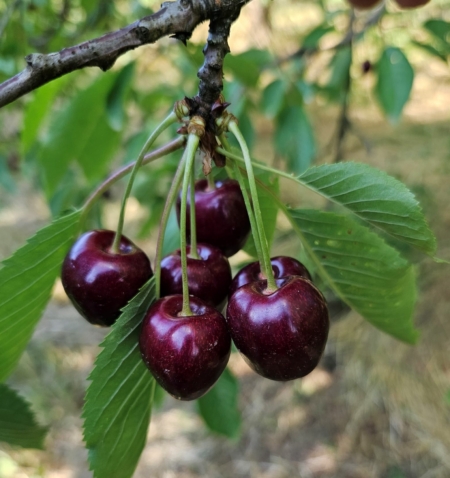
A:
362 60 372 74
61 230 152 327
229 256 312 298
347 0 381 9
139 295 231 400
160 243 232 308
176 179 250 257
226 276 329 381
395 0 429 7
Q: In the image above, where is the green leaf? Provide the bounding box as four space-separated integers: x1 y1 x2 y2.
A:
261 79 286 119
225 49 271 87
197 368 241 438
375 47 414 123
0 210 81 382
288 209 418 343
275 105 316 174
412 40 448 63
302 24 334 49
0 154 16 193
162 208 180 257
83 278 156 478
0 384 47 449
22 77 66 154
76 115 121 182
324 46 351 101
106 62 135 131
297 162 436 255
244 171 279 258
423 19 450 46
37 74 117 196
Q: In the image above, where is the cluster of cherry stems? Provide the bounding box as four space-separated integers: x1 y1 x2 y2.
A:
61 101 330 401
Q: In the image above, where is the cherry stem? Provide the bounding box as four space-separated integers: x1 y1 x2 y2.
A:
179 133 201 316
207 172 215 190
154 152 187 299
111 111 178 254
228 121 277 292
218 134 264 268
81 137 185 226
189 172 199 259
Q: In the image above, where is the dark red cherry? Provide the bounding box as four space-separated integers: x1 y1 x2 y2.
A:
139 295 231 400
229 256 312 298
226 276 329 381
176 179 250 257
395 0 429 7
160 243 232 308
347 0 381 9
61 230 152 327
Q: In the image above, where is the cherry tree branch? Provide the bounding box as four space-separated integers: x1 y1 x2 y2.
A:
0 0 250 109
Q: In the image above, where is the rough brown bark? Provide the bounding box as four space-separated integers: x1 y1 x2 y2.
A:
0 0 250 109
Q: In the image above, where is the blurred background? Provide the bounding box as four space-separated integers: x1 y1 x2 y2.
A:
0 0 449 476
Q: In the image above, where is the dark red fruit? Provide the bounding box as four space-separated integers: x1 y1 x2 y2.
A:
139 295 231 400
226 276 329 381
61 230 152 327
347 0 381 9
176 179 250 257
362 60 372 74
229 256 312 298
395 0 429 7
160 243 232 308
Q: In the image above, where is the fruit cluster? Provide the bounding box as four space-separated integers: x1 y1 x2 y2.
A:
62 177 329 400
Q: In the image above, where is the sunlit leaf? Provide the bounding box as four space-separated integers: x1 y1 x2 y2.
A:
0 384 47 449
197 368 241 438
261 79 286 118
275 105 316 174
298 162 436 255
288 209 418 343
375 47 414 123
0 210 81 382
83 278 156 478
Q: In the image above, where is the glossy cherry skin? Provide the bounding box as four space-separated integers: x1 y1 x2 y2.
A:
139 295 231 401
176 179 250 257
61 230 152 327
226 276 329 381
395 0 429 7
229 256 312 298
160 243 232 308
347 0 381 9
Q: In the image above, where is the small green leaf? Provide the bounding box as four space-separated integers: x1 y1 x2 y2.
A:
197 368 241 438
324 46 351 101
0 384 47 449
298 162 436 255
375 47 414 123
302 24 334 49
275 105 316 174
288 209 419 343
0 210 81 383
106 62 135 131
412 40 447 62
423 19 450 46
22 77 66 153
0 154 16 193
37 74 117 196
162 208 180 257
76 115 121 182
261 79 286 119
83 278 156 478
225 49 271 87
244 171 279 258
